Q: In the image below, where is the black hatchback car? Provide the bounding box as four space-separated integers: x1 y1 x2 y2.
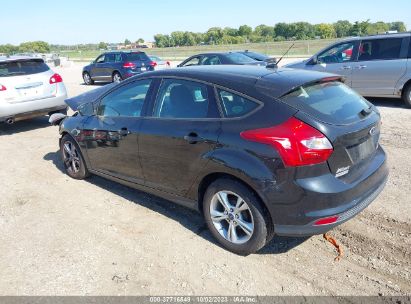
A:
82 51 154 85
54 65 388 255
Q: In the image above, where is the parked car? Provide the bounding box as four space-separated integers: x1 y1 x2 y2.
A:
52 65 388 255
177 52 265 67
238 50 271 62
149 55 171 70
0 56 67 124
82 51 154 85
285 32 411 107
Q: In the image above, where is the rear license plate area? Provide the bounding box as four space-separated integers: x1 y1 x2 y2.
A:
347 137 376 162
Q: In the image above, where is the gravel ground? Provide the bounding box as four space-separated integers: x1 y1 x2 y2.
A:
0 62 410 296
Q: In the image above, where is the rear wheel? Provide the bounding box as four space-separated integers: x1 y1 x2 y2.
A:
83 72 94 85
203 178 271 255
112 72 122 83
402 83 411 108
61 134 89 180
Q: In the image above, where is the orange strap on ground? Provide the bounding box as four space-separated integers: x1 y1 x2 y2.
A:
323 233 343 261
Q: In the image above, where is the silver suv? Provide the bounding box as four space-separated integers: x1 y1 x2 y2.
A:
285 33 411 107
0 56 67 124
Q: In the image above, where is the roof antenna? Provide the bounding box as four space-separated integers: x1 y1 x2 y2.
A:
267 43 295 69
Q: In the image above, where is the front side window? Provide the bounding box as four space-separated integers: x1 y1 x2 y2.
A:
318 42 355 64
97 79 152 117
218 89 259 118
181 56 201 67
95 55 105 63
153 79 210 119
358 38 402 61
105 54 115 63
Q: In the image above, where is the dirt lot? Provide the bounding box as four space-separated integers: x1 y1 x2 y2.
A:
0 63 410 296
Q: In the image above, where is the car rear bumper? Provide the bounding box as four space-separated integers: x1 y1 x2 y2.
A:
0 93 67 122
264 146 388 236
274 174 388 236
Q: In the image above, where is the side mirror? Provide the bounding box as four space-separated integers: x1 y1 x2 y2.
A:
308 56 318 65
78 102 95 116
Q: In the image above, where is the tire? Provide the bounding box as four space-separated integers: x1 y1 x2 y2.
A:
402 83 411 108
60 134 89 180
112 72 122 83
203 178 271 255
83 72 94 85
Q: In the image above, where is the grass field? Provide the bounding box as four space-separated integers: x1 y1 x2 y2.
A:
59 38 340 62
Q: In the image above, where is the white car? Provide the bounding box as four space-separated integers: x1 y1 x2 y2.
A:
0 56 67 124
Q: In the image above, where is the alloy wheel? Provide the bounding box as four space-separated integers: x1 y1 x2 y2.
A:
209 191 254 244
62 141 81 174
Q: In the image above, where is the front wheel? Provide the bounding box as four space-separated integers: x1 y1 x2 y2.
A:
60 134 89 180
203 178 271 255
402 83 411 108
83 72 94 85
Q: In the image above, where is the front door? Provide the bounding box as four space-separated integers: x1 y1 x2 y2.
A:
82 79 153 183
138 78 221 196
308 41 359 87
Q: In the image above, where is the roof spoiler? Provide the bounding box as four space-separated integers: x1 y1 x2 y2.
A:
279 75 346 98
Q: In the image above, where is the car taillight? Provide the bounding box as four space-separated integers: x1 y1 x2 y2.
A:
0 84 6 91
149 61 157 67
313 216 339 226
240 117 333 166
123 62 136 68
49 73 63 84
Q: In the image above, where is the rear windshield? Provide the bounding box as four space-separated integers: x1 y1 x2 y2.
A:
125 52 150 62
0 59 49 77
226 53 256 64
243 52 267 61
280 81 371 125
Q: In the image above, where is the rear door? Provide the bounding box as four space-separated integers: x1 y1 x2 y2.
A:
307 41 359 87
138 78 221 196
351 37 408 96
82 78 153 183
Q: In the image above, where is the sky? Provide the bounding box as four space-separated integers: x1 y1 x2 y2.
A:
0 0 410 45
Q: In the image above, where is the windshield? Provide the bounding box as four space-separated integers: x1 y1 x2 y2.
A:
281 81 372 125
243 52 267 61
226 53 256 64
0 59 49 77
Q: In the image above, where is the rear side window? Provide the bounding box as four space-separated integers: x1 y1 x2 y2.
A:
358 38 402 61
281 81 371 125
153 79 210 119
105 54 115 63
218 89 259 118
226 53 256 64
125 52 149 61
0 59 49 77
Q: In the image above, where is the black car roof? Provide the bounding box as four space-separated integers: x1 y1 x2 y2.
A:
137 65 340 98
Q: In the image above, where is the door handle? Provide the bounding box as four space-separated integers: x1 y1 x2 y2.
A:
118 127 130 136
341 65 351 70
184 132 204 144
356 65 367 69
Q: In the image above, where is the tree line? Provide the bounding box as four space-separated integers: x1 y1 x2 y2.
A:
0 41 51 54
154 20 407 47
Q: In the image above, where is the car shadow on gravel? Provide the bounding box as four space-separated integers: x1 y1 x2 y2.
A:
0 116 50 135
44 149 309 255
366 97 406 109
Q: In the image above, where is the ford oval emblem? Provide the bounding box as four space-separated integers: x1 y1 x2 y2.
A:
369 126 377 136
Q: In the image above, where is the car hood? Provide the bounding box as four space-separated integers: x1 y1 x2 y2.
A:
65 83 116 111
